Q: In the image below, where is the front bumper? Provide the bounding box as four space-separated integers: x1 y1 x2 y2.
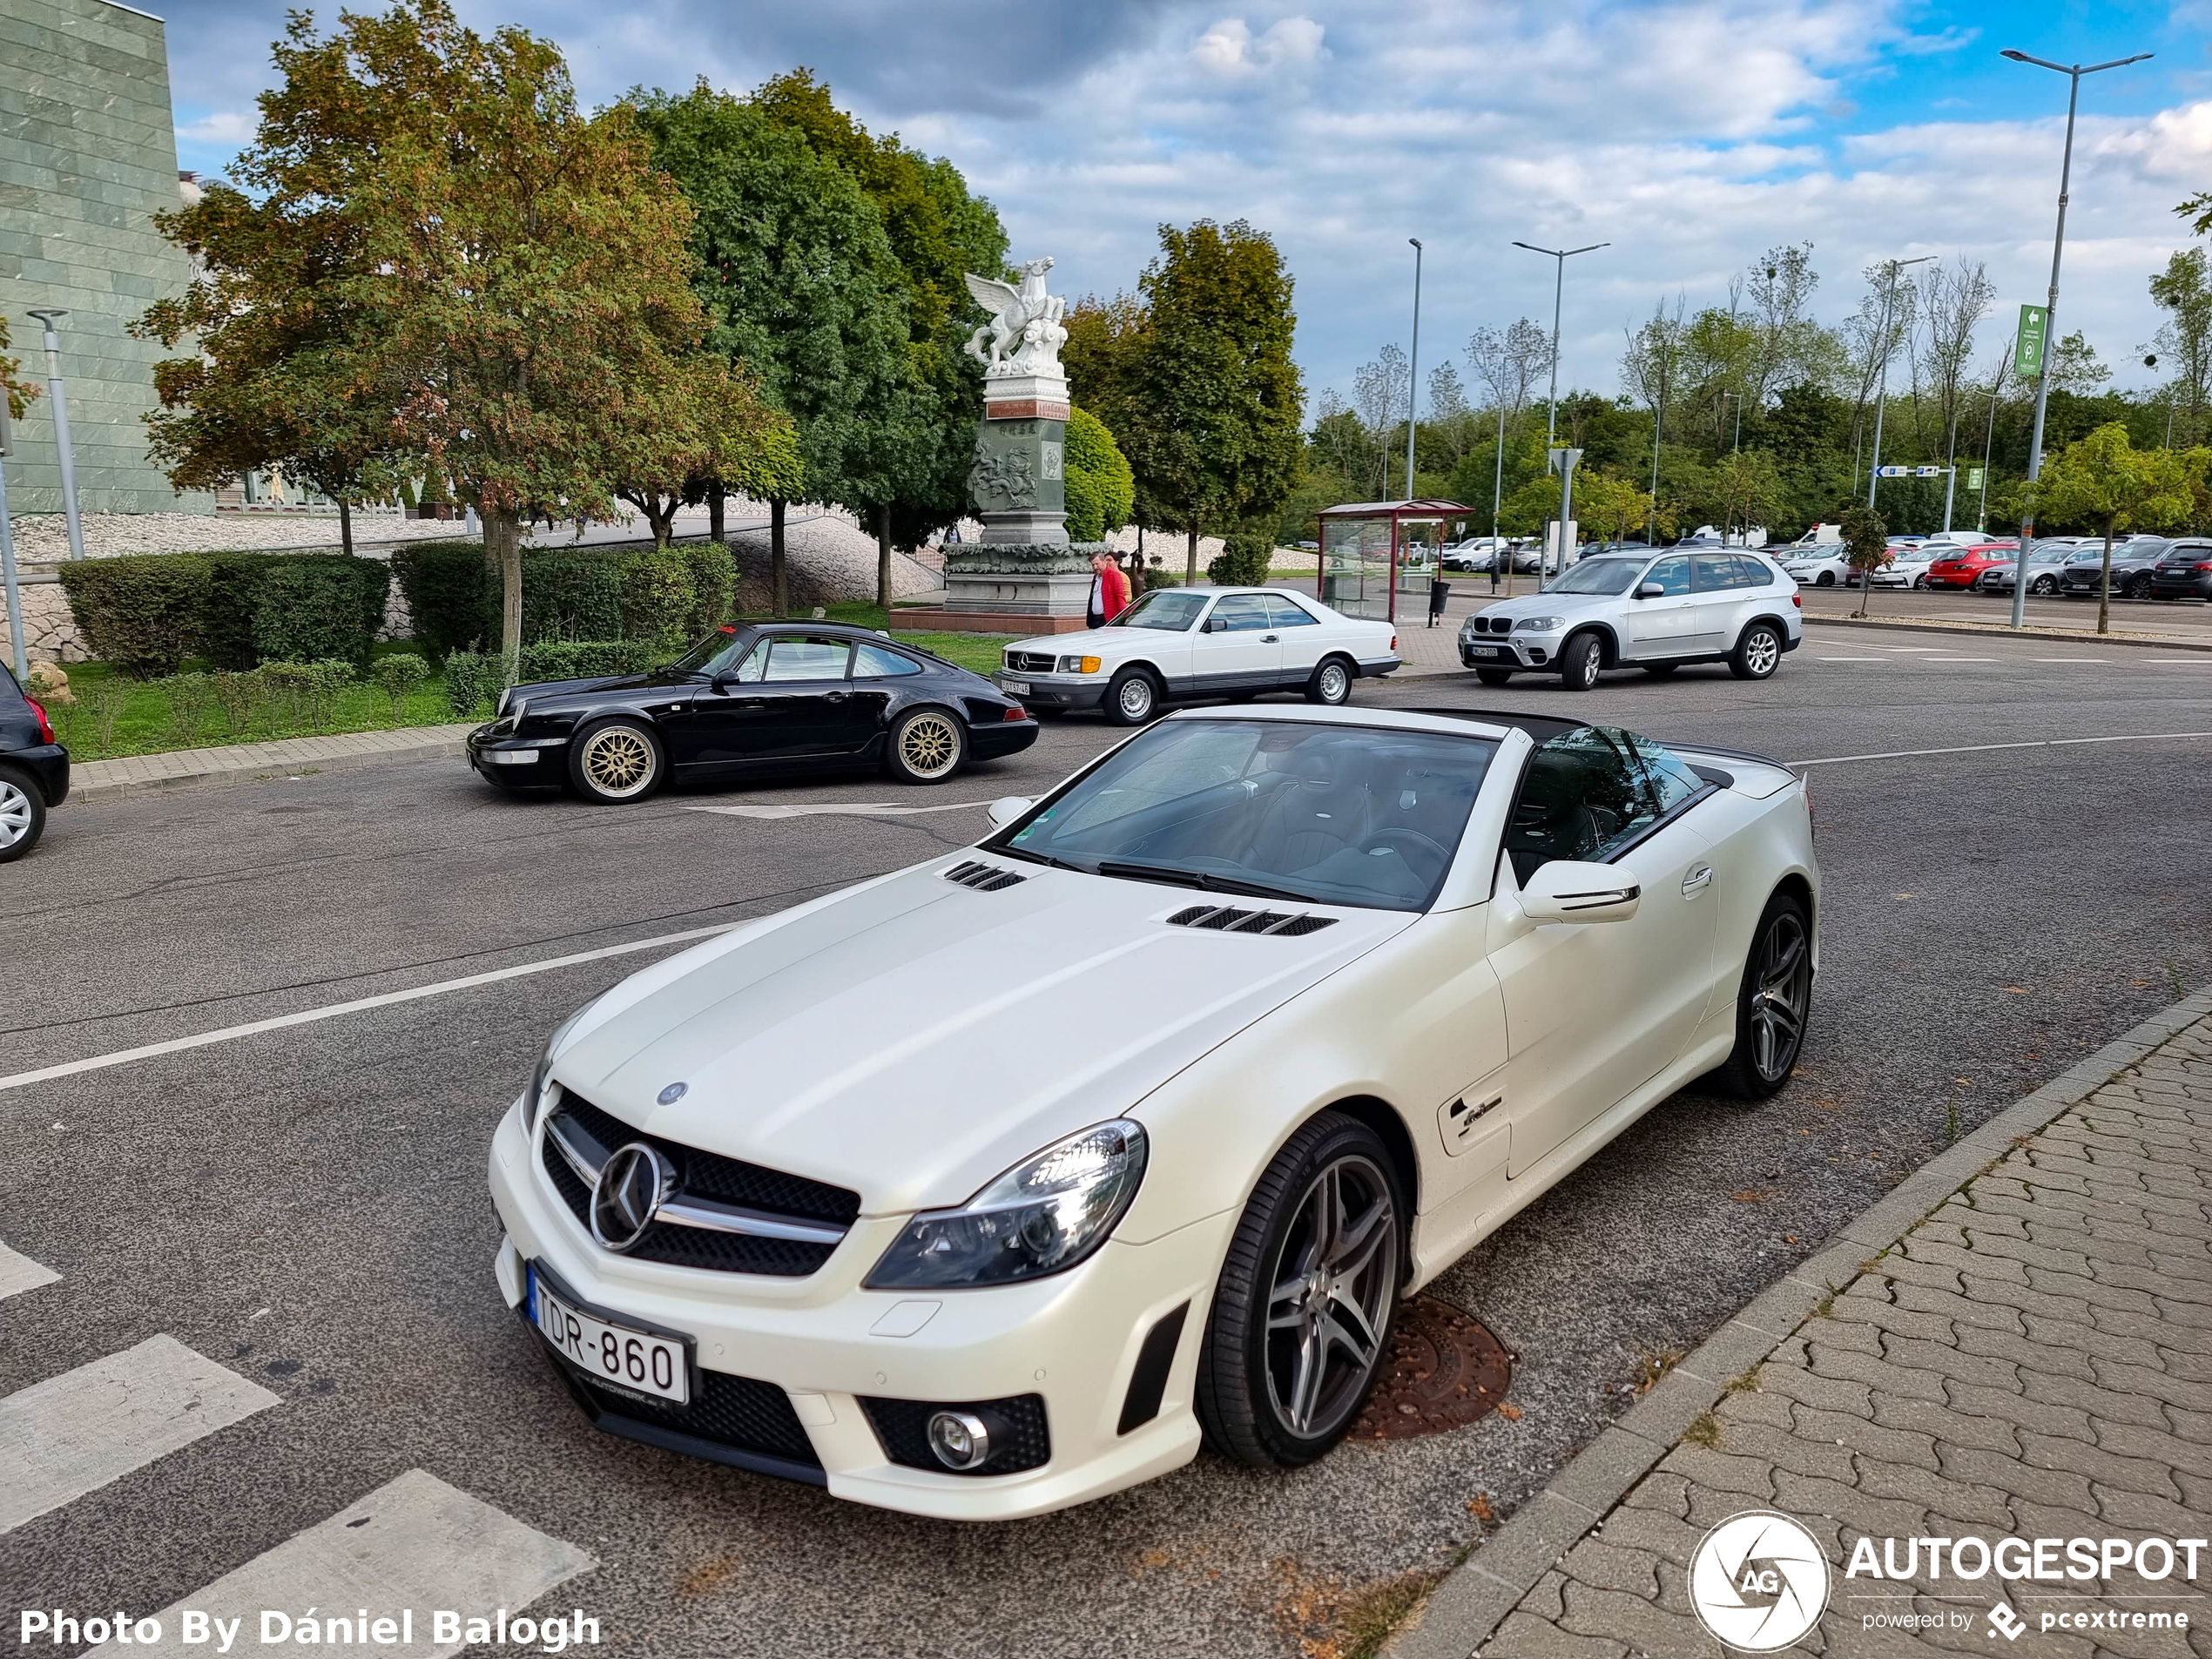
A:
487 1097 1224 1519
467 724 568 781
1458 635 1554 670
993 671 1106 711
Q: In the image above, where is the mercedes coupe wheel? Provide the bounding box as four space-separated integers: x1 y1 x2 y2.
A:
1106 667 1160 726
887 707 967 785
1711 893 1813 1100
1305 658 1353 705
0 767 46 862
1196 1112 1403 1467
568 720 663 805
1561 631 1603 691
1730 623 1783 681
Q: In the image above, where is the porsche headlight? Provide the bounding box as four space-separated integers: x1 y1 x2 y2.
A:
523 1002 592 1133
864 1120 1149 1289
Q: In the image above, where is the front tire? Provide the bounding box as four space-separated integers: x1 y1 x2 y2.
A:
1560 631 1603 691
1305 657 1353 705
1474 667 1514 686
1105 666 1160 726
1196 1112 1404 1468
1816 571 1836 588
2031 576 2058 596
1730 622 1784 681
1912 574 1928 590
886 706 968 784
1710 893 1813 1099
568 719 664 805
0 765 47 862
2125 572 2153 600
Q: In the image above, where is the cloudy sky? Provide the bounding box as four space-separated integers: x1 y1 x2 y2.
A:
161 0 2212 411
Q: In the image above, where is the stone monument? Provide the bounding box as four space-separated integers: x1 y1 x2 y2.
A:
941 257 1097 632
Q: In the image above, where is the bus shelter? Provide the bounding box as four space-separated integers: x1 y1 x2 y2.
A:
1315 500 1472 623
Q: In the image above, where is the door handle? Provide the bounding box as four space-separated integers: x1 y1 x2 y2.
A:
1262 634 1279 643
824 691 849 702
1683 866 1714 896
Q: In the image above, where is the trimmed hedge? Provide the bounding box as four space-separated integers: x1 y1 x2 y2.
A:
56 554 214 677
442 638 666 718
1208 530 1274 587
1064 406 1135 543
393 542 735 662
251 558 389 668
388 540 495 661
58 550 389 675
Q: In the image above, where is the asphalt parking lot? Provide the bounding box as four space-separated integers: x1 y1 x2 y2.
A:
4 635 2210 1658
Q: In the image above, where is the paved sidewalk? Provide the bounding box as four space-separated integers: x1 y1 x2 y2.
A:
1393 991 2212 1659
64 723 478 803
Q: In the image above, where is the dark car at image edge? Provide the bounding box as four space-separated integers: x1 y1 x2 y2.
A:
2148 539 2212 602
1 661 69 861
466 620 1038 803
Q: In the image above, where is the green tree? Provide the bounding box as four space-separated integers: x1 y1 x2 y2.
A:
2147 248 2212 447
1572 469 1653 546
1 318 40 422
1062 406 1133 543
1112 219 1305 583
2027 422 2205 633
1838 502 1889 617
1711 448 1784 544
637 83 908 615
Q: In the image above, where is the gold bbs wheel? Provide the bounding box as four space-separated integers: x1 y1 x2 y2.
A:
573 721 660 802
890 709 965 784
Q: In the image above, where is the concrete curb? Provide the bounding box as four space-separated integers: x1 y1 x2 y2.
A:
1384 983 2212 1659
1803 611 2212 654
63 724 478 806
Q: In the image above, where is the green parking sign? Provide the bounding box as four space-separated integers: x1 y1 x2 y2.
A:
1966 467 1985 490
2014 305 2047 379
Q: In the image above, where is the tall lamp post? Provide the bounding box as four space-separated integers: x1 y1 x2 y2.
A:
1406 239 1423 501
1514 238 1608 578
2000 45 2152 630
1977 388 2000 531
1865 256 1934 511
23 309 85 563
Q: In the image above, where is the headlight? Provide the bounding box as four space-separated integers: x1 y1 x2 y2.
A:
1519 616 1565 631
1055 654 1103 674
523 1002 593 1133
864 1120 1149 1289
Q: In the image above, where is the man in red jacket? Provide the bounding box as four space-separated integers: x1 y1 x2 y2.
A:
1088 550 1130 627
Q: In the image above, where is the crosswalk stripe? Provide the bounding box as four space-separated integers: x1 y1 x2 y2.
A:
0 1335 280 1535
0 1240 58 1302
87 1468 597 1658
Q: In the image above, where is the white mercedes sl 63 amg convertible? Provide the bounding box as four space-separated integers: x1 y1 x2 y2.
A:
487 705 1818 1519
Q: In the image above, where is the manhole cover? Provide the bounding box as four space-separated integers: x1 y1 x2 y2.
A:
1352 1295 1514 1440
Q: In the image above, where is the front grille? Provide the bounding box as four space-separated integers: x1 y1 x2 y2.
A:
1467 615 1512 634
861 1393 1051 1476
1166 903 1337 935
1005 651 1056 672
557 1353 821 1469
943 860 1025 891
540 1093 859 1277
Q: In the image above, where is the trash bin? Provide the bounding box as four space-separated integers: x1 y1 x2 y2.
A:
1428 575 1451 628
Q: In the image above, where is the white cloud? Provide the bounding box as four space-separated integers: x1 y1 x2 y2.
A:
1190 16 1326 74
176 110 255 144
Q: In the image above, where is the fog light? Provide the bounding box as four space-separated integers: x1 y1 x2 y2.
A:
927 1410 991 1470
486 750 538 765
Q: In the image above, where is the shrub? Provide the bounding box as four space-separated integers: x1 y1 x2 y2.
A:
524 550 627 643
79 677 131 755
394 541 736 660
1063 407 1134 543
259 658 355 732
56 554 213 676
1208 529 1274 587
164 671 213 745
518 639 664 683
212 669 259 734
251 557 389 669
369 652 431 723
389 541 496 662
442 649 500 718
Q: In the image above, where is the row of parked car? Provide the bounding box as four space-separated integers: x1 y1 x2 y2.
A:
1780 531 2212 600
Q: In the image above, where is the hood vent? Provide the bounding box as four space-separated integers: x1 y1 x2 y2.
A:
1167 904 1336 936
944 860 1026 892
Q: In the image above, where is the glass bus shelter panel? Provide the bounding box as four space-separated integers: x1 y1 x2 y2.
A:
1321 517 1395 620
1394 519 1447 604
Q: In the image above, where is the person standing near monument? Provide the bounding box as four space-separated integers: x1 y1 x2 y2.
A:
1086 549 1129 629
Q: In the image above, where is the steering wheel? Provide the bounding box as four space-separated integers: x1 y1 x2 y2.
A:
1360 827 1451 882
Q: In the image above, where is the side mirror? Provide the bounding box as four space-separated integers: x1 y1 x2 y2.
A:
987 796 1033 830
1203 616 1227 633
1635 582 1665 599
1519 859 1641 924
710 671 736 693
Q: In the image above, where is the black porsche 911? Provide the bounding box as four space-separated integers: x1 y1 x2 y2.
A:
466 621 1039 803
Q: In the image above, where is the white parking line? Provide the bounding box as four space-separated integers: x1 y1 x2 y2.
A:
0 1336 280 1535
0 923 736 1096
0 1240 58 1302
682 798 993 820
84 1469 596 1658
1791 731 2212 768
1920 656 1998 663
2033 658 2110 664
1818 657 1890 663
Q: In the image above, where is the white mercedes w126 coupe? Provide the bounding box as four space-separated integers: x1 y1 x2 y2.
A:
486 705 1818 1519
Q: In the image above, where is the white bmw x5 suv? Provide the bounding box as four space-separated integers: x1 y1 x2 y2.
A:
1459 548 1803 690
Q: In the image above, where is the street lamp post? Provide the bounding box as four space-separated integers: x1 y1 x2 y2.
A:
1720 391 1743 453
1514 239 1608 579
2000 45 2152 630
1977 388 2000 531
24 310 85 563
1865 256 1934 511
1406 239 1423 501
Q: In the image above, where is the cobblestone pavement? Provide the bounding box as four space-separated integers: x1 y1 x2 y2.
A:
1475 1012 2212 1659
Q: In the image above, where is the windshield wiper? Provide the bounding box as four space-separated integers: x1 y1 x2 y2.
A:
1095 860 1314 904
995 846 1086 872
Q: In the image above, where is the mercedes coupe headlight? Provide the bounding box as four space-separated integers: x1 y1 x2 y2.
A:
1055 653 1103 674
523 1002 592 1132
864 1120 1149 1289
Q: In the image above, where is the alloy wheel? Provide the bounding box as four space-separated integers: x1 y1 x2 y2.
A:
580 727 655 799
898 712 961 779
1744 630 1781 676
1264 1155 1398 1439
1317 663 1349 703
1749 910 1811 1082
1117 677 1155 720
0 779 30 847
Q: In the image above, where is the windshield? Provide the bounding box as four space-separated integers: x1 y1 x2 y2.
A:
1552 559 1645 596
995 718 1500 912
671 626 752 676
1115 590 1210 631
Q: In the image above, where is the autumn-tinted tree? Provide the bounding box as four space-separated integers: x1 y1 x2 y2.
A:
1114 220 1304 582
1 319 39 422
2027 422 2206 633
1838 502 1889 617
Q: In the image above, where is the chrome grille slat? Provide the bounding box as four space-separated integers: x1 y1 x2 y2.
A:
542 1109 850 1247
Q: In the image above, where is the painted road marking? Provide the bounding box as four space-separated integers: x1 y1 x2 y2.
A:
0 924 736 1096
84 1469 596 1658
0 1240 58 1302
2033 658 2110 663
1792 731 2212 769
0 1335 280 1535
682 799 994 820
1818 657 1889 663
1920 656 1999 663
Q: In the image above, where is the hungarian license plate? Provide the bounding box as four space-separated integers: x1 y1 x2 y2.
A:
529 1264 690 1404
1001 678 1030 695
1467 646 1505 660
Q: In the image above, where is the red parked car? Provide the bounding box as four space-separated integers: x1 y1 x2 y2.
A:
1924 543 2017 590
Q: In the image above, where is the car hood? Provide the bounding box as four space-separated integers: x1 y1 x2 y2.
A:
550 859 1413 1215
517 670 691 702
1467 587 1625 622
998 624 1182 658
